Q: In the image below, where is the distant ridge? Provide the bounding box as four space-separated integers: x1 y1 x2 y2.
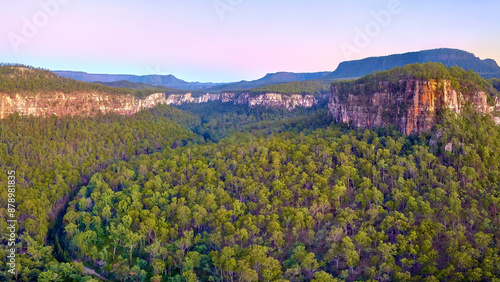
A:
208 71 331 91
54 71 225 90
96 80 170 90
326 48 500 79
96 80 210 96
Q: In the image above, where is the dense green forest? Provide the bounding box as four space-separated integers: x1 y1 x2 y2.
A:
248 80 332 97
176 102 330 142
0 64 500 281
95 81 171 91
218 80 335 98
1 103 500 281
489 78 500 92
0 105 201 281
55 105 500 281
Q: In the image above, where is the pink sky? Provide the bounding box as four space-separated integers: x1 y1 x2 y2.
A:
1 0 500 82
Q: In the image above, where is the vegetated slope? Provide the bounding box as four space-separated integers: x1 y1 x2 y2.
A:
0 64 165 98
96 80 215 96
0 105 202 280
96 80 172 90
54 71 224 90
333 62 499 100
489 78 500 91
248 79 333 97
95 80 216 97
59 107 500 281
208 71 332 91
176 102 332 142
326 48 500 79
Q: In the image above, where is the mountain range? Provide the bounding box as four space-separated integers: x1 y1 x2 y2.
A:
54 48 500 91
53 71 225 90
325 48 500 80
208 71 332 91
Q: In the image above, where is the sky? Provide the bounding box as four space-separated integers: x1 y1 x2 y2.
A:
1 0 500 82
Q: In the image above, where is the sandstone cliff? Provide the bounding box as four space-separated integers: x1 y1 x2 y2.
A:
329 79 500 135
0 91 317 119
247 93 315 109
0 65 317 119
166 92 317 110
165 93 221 105
0 92 168 119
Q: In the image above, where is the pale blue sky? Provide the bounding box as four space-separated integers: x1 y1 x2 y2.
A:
1 0 499 82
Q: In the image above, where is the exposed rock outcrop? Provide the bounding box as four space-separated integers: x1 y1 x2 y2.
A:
221 93 236 103
0 91 317 119
166 92 317 110
247 93 315 110
329 79 500 135
165 93 220 105
0 92 168 119
234 93 250 105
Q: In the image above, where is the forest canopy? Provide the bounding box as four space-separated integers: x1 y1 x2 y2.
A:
0 64 499 281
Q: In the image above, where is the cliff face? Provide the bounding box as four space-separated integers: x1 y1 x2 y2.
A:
247 93 315 109
0 91 317 119
166 92 317 110
493 97 500 125
165 93 221 105
329 79 500 135
0 92 168 119
221 93 235 103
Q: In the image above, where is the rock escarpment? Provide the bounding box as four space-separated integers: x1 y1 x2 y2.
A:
165 93 221 105
0 65 317 119
0 91 317 119
0 92 168 119
166 92 317 110
329 79 500 135
248 93 315 109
